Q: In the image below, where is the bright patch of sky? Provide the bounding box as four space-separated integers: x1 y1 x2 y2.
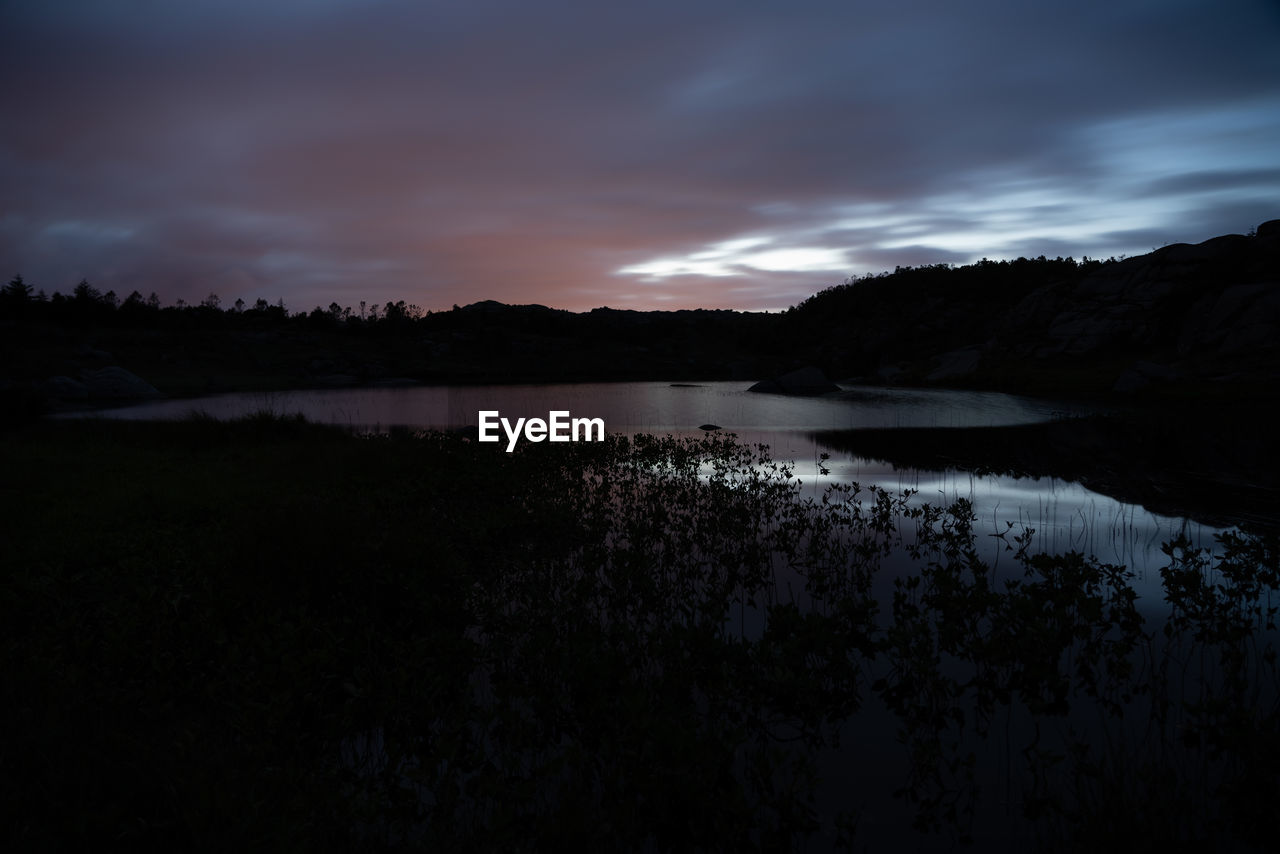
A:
1086 100 1280 181
618 239 849 279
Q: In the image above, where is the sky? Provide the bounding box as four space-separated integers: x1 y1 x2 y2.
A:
2 0 1278 313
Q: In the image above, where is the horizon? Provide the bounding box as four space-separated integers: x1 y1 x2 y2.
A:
3 0 1278 314
11 230 1257 318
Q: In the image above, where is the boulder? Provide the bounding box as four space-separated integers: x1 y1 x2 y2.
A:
749 366 840 395
1113 360 1179 394
81 367 162 400
44 375 89 400
927 348 981 382
1255 219 1280 246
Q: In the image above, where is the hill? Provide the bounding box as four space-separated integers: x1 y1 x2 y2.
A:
2 219 1277 418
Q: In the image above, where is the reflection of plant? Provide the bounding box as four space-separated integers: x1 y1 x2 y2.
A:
4 421 1277 850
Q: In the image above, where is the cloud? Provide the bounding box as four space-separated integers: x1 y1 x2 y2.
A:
1 0 1278 311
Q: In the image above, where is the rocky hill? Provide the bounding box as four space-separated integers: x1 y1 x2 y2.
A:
783 219 1280 399
2 219 1278 417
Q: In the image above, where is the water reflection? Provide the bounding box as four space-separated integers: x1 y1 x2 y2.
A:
442 433 1279 852
59 381 1070 432
61 381 1231 582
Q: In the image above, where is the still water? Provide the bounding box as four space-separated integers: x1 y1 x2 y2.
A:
69 381 1219 583
68 380 1069 432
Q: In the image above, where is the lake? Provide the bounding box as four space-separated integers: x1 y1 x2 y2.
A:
66 380 1221 583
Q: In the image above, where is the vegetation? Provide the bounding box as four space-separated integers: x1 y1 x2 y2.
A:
0 276 780 401
3 418 1277 850
4 220 1277 402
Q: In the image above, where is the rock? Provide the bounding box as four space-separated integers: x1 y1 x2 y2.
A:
81 367 161 400
927 348 981 381
44 375 89 400
698 423 721 431
1113 360 1178 393
1178 283 1280 357
748 366 841 395
307 358 337 374
1156 233 1250 265
874 362 910 382
315 373 358 387
74 345 114 361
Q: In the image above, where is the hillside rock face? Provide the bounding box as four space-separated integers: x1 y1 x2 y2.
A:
788 220 1280 396
1008 227 1278 390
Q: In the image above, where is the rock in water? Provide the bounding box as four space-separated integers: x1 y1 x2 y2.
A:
81 367 162 400
748 366 840 395
43 376 89 400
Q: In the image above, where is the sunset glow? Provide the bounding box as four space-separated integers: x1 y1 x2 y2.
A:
2 0 1277 312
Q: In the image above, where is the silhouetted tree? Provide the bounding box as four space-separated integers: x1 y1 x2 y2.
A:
0 274 33 318
120 290 150 319
73 278 101 304
3 274 32 302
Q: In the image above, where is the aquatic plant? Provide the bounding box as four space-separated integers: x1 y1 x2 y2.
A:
2 419 1276 850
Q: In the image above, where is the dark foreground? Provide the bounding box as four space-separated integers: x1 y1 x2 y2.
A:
3 417 1278 851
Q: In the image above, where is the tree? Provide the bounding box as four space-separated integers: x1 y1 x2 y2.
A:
121 290 148 315
0 274 34 317
73 278 101 303
3 274 32 302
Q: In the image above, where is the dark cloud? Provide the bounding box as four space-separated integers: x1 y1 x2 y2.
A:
2 0 1278 311
1137 168 1280 199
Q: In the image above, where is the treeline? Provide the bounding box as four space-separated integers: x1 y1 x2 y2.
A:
5 232 1273 399
0 271 772 355
0 274 443 332
787 253 1112 318
2 252 1118 332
